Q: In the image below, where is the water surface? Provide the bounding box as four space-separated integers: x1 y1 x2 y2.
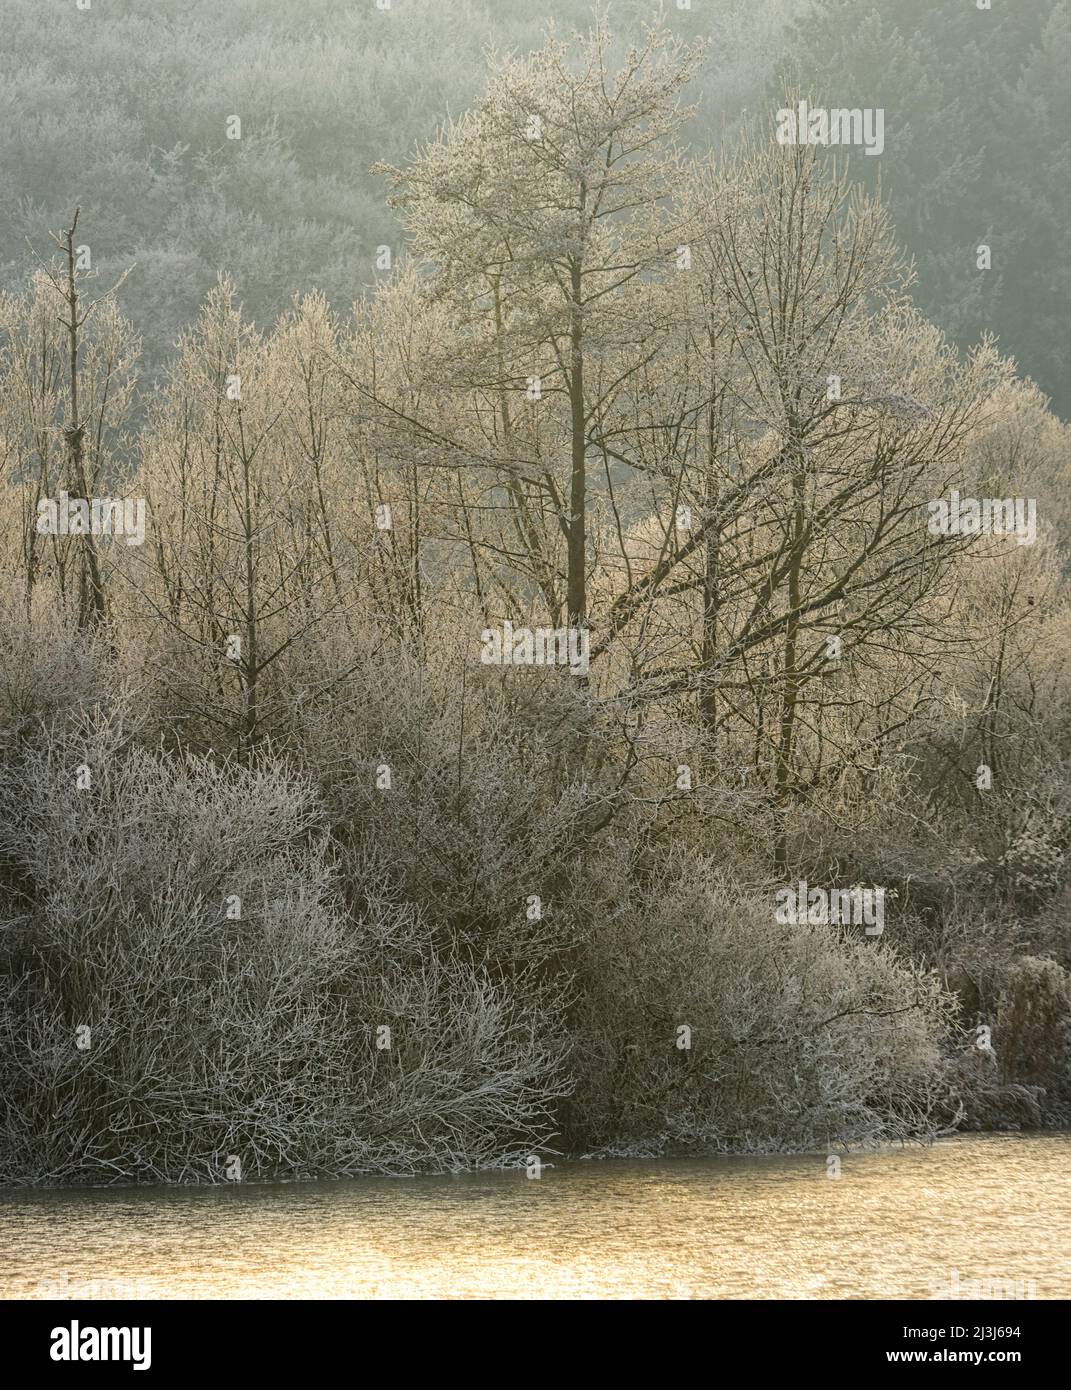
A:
2 1134 1066 1299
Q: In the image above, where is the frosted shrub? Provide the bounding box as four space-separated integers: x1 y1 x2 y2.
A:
996 827 1067 903
0 710 570 1183
293 631 621 971
995 955 1071 1093
568 856 955 1154
0 588 115 745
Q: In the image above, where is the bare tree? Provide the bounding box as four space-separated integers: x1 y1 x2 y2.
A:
373 18 702 629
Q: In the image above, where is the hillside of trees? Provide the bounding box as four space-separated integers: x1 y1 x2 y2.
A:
777 0 1071 419
1 9 1069 1184
2 0 1067 412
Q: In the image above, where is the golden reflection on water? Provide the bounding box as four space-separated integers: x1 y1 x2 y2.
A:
2 1134 1067 1300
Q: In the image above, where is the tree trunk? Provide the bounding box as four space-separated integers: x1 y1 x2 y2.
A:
774 466 806 872
567 254 586 628
62 213 107 629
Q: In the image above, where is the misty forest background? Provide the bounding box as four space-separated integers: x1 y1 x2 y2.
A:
2 0 1071 1184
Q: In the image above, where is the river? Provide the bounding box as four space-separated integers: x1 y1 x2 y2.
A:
2 1133 1066 1299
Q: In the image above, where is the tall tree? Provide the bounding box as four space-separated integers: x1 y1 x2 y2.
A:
374 17 702 628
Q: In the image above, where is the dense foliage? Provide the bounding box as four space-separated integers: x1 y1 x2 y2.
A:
0 8 1068 1184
